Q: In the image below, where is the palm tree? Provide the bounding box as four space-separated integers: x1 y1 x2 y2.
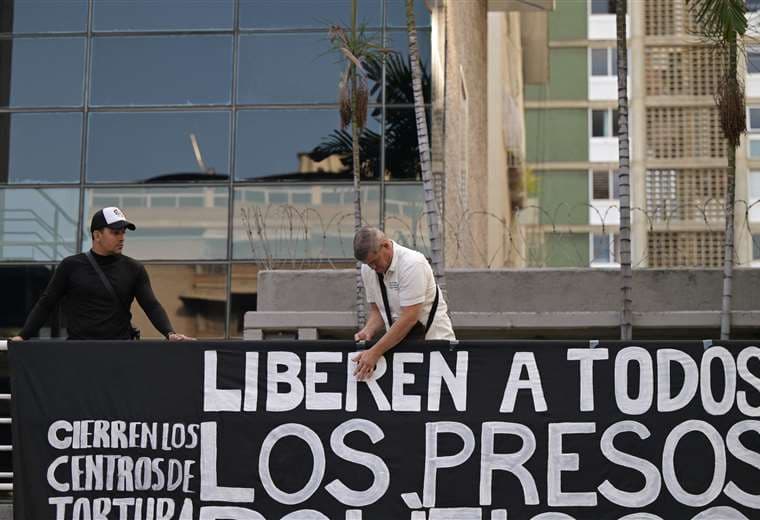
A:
405 0 447 295
617 0 633 340
686 0 747 339
327 3 383 327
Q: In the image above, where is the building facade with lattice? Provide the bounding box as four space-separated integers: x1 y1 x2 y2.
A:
523 0 760 268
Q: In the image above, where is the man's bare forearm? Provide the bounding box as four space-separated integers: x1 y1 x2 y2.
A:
370 307 420 356
361 304 385 338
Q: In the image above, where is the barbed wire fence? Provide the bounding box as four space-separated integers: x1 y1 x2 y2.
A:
239 198 760 270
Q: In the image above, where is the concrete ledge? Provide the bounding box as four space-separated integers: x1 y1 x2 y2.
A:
257 269 760 313
244 310 760 339
245 311 356 329
251 269 760 339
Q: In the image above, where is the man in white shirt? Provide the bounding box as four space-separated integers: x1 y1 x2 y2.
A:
352 226 455 380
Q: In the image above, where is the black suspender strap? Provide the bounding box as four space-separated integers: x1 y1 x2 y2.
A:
376 272 439 334
377 272 394 327
426 285 439 333
85 250 133 325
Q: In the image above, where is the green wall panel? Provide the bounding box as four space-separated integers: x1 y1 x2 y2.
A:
536 170 588 225
543 232 589 267
525 48 587 101
548 0 587 41
526 108 588 163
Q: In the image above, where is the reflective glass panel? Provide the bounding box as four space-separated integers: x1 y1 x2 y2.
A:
749 50 760 74
612 169 621 199
131 263 227 339
611 48 618 72
236 109 380 180
384 183 429 256
90 35 233 106
0 265 55 338
592 234 611 263
591 0 615 14
239 0 381 29
750 171 760 199
612 109 619 136
1 37 84 107
233 184 380 260
750 107 760 131
591 48 608 76
0 188 78 261
2 0 87 33
84 187 229 260
385 108 425 180
386 0 431 27
93 0 234 31
237 33 350 104
87 111 230 182
751 139 760 158
753 234 760 260
2 112 82 183
591 110 606 137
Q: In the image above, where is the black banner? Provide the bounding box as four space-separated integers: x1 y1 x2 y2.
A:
9 340 760 519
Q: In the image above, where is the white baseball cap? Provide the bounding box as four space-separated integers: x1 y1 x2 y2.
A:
90 206 136 232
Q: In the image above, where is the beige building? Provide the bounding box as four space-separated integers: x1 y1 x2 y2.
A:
429 0 554 268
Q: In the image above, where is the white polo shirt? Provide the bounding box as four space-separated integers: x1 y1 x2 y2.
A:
361 241 455 340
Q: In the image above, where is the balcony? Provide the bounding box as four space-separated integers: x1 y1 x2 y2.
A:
590 137 619 162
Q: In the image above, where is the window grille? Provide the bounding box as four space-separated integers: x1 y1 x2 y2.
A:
648 231 724 267
646 107 726 160
645 0 700 37
646 168 727 221
645 46 725 97
593 170 610 199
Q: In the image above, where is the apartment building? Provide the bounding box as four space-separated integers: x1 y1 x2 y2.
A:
524 0 758 268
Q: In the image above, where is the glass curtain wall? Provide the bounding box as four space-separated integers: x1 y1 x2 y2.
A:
0 0 431 338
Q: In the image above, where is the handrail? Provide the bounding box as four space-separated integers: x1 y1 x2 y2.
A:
36 189 79 227
2 209 71 242
1 208 78 260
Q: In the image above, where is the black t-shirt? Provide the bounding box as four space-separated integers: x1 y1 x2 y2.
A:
19 251 174 340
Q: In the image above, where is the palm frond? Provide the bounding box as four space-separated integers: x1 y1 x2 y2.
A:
308 128 382 178
687 0 747 40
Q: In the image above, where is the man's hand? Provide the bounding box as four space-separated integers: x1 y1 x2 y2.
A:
9 336 23 341
352 347 381 381
167 333 196 341
354 328 373 342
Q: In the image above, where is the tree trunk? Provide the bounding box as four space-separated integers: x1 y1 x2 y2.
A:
720 40 738 340
406 0 447 296
352 0 366 327
617 0 633 340
721 151 736 339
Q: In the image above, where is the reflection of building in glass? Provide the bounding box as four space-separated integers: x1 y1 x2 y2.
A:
0 0 552 338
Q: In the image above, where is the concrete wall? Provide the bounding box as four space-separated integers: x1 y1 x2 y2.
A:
258 268 760 313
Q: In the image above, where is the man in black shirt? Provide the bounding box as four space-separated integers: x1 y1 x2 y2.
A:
11 207 193 341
